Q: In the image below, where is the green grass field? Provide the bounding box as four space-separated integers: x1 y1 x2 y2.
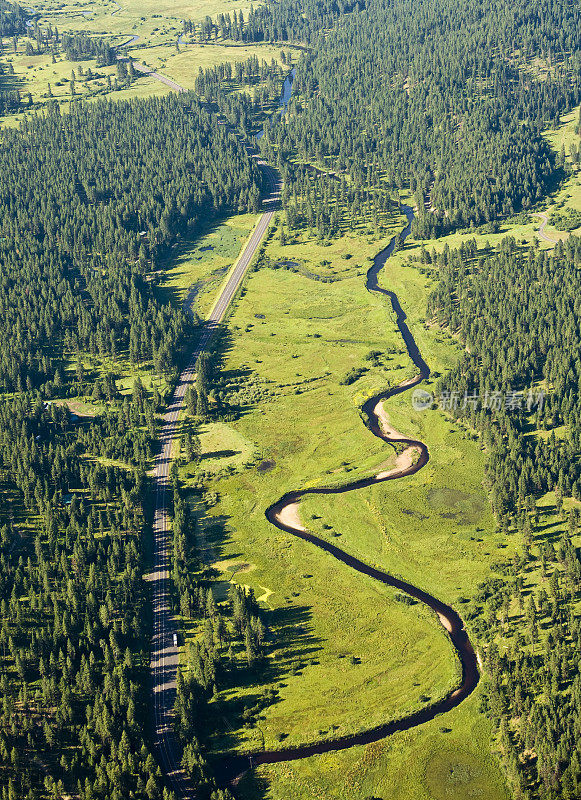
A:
156 213 261 318
181 262 463 757
293 249 516 607
239 695 508 800
170 206 514 797
19 0 259 44
132 42 298 90
263 210 407 282
196 420 256 474
1 0 297 127
538 104 581 238
229 249 514 800
166 107 581 795
0 39 295 126
0 47 171 128
545 105 581 168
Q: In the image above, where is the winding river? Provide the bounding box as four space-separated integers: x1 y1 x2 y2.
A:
219 205 479 785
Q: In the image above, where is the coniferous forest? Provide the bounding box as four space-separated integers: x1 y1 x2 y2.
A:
256 0 581 236
426 235 581 798
0 91 261 799
0 95 261 395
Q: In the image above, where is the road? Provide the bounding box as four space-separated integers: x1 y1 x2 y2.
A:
534 211 558 244
132 61 185 93
116 35 184 89
146 71 281 797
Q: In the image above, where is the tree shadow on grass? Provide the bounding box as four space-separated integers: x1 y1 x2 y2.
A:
202 449 241 460
193 506 235 567
544 165 567 197
198 327 264 421
0 71 25 94
206 603 322 756
265 603 323 670
230 769 271 800
154 216 239 307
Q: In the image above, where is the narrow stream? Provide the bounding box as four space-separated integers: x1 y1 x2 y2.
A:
255 67 296 141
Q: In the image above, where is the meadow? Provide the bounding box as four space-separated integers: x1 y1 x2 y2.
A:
237 695 509 800
165 193 518 799
16 0 257 44
183 262 462 757
131 42 298 90
2 11 575 791
0 39 295 126
0 0 297 129
220 233 515 799
0 46 170 129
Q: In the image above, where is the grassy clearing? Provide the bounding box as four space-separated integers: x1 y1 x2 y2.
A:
210 235 513 799
408 208 557 260
545 105 581 168
263 211 407 281
541 104 581 238
195 420 256 475
156 213 260 319
0 41 292 126
296 248 516 607
207 550 458 753
0 47 169 128
65 344 170 398
21 0 257 44
184 259 415 488
133 42 298 90
170 197 512 800
177 240 475 753
185 239 513 796
472 485 581 664
240 695 508 800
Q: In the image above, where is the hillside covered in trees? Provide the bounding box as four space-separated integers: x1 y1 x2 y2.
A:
0 94 261 395
256 0 580 236
0 0 581 794
426 235 581 798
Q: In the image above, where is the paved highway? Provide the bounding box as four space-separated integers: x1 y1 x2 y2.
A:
147 69 280 796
